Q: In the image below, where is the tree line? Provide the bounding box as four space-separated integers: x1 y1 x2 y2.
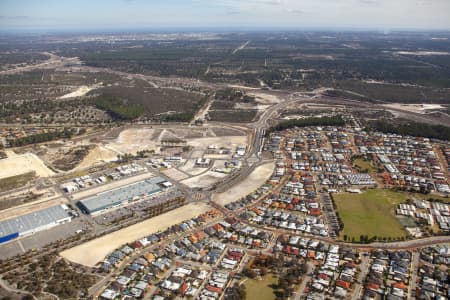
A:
368 120 450 141
7 128 77 147
269 115 346 132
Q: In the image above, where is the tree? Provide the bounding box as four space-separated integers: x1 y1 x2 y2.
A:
229 283 247 300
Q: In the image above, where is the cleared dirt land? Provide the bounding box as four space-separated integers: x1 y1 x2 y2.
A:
181 171 228 189
382 103 445 114
0 150 55 179
162 168 189 181
75 145 119 170
60 202 211 267
178 159 208 176
187 136 248 151
248 92 283 104
212 161 275 206
59 85 96 99
108 128 161 155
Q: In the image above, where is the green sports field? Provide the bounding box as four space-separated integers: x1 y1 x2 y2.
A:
333 189 408 242
243 274 278 300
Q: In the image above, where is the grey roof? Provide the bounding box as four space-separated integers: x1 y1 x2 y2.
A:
79 177 166 213
0 205 70 238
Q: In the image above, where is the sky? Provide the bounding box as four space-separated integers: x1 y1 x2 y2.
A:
1 0 450 31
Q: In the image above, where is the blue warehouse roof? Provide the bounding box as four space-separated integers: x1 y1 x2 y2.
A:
0 205 70 239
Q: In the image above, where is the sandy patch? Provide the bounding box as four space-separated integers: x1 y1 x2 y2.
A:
59 85 96 99
234 102 270 110
75 145 119 170
248 92 282 105
181 171 228 188
382 103 445 114
187 136 248 150
162 168 189 181
396 51 450 56
108 128 160 155
204 154 231 160
212 161 275 206
71 172 154 201
178 159 208 176
0 151 55 179
60 202 211 267
228 85 261 91
190 150 205 158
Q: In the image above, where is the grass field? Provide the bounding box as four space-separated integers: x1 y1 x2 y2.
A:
352 158 378 173
333 189 408 242
243 274 278 300
0 171 36 191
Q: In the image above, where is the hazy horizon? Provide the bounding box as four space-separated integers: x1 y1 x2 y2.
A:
1 0 450 33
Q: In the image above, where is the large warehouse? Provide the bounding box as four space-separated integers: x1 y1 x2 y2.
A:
0 205 72 244
77 177 168 215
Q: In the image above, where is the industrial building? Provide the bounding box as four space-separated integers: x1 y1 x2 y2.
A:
77 177 168 215
0 205 72 244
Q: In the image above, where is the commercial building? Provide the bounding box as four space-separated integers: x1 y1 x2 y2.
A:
0 205 72 244
77 177 168 215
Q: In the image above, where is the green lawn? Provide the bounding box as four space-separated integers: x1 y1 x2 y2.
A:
243 274 278 300
352 158 378 173
333 189 408 242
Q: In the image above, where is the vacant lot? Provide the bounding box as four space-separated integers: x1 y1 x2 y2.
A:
208 109 258 123
333 189 408 242
213 161 275 206
181 171 228 189
187 136 248 151
0 151 55 179
0 171 36 192
352 158 378 173
75 145 119 170
60 202 211 267
108 128 161 155
243 274 278 300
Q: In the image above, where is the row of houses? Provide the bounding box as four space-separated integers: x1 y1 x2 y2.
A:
100 209 221 272
396 199 450 232
273 235 362 299
362 249 412 300
357 133 447 192
245 205 329 237
418 244 450 299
